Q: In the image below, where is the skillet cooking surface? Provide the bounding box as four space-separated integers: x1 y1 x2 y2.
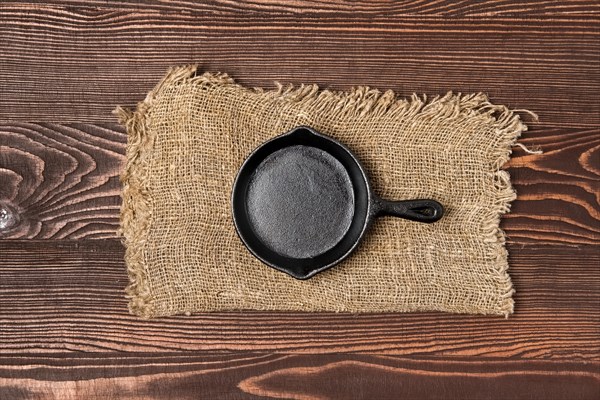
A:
245 145 355 259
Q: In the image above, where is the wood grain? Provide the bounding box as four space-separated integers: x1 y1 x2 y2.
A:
0 240 598 357
0 123 125 239
0 353 598 400
1 1 599 398
0 3 598 126
11 0 600 17
1 123 598 244
505 126 600 245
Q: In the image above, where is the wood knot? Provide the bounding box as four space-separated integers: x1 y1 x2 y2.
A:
0 202 19 232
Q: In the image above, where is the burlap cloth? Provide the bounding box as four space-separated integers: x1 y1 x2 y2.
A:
115 65 529 318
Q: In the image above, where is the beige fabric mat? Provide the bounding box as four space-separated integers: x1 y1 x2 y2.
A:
116 65 527 318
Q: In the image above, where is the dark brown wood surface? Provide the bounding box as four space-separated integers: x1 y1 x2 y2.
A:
1 1 599 399
1 353 598 400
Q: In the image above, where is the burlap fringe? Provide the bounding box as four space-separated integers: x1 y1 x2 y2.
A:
117 65 537 318
113 66 197 317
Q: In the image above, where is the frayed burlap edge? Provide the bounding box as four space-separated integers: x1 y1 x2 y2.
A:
113 68 198 317
115 65 536 318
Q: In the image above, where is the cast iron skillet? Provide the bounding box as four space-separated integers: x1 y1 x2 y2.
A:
232 126 443 280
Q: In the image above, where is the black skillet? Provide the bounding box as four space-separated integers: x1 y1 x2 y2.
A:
232 126 443 280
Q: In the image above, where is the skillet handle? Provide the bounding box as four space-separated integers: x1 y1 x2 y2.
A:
375 199 444 223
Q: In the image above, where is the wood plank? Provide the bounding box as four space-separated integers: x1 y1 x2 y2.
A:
10 0 600 17
0 240 598 357
0 352 598 400
0 4 598 125
1 123 598 244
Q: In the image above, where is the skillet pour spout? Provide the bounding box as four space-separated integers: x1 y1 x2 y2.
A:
232 126 444 280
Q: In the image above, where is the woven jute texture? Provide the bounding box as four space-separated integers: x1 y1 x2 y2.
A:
116 65 528 318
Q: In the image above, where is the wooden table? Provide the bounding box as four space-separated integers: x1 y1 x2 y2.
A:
1 1 599 399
